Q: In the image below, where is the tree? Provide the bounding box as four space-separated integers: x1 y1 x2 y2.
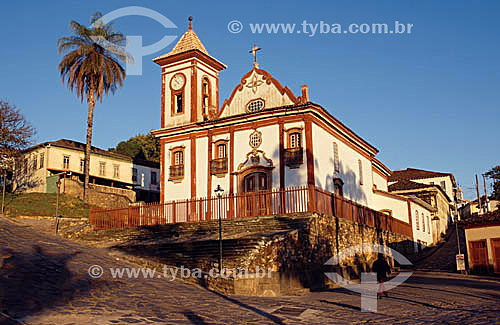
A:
0 100 36 212
57 13 129 203
109 133 160 162
485 166 500 201
0 100 36 159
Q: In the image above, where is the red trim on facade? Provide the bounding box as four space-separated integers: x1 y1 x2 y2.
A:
190 136 196 198
372 166 389 181
216 74 219 110
191 61 197 122
207 132 212 199
305 117 315 186
160 139 166 202
407 199 414 239
161 68 165 128
279 121 285 189
153 49 226 71
217 67 299 118
229 127 235 194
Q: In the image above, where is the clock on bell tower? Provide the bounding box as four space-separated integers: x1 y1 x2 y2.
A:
153 17 226 128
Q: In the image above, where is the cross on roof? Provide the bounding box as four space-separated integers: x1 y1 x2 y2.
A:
249 44 261 68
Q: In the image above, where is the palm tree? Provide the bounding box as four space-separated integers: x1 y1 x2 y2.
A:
57 13 129 203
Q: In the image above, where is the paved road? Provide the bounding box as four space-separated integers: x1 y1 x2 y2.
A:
1 216 499 324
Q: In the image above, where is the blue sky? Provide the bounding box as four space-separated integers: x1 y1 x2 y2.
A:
0 0 498 199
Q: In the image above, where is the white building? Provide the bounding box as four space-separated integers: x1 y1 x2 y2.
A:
150 19 434 249
14 139 160 202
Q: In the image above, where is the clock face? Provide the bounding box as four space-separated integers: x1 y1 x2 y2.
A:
171 74 185 90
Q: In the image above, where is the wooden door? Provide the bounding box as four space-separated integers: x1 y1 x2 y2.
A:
242 172 270 217
492 238 500 273
469 240 489 273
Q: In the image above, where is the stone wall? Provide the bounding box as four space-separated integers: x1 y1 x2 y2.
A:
240 213 413 290
62 178 135 209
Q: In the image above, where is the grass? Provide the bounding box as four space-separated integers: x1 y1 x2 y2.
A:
2 192 90 218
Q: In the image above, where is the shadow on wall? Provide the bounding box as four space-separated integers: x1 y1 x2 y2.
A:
269 215 414 291
12 164 43 193
0 245 107 320
322 158 367 205
261 140 367 206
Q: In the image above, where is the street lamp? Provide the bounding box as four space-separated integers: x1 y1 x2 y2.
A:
214 184 224 273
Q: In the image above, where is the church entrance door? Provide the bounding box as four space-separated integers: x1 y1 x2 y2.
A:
242 172 271 216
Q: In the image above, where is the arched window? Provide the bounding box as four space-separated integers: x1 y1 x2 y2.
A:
202 77 211 115
247 99 264 113
358 159 363 185
333 142 340 173
169 146 185 180
415 210 420 230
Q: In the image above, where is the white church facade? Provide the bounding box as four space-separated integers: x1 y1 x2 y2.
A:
150 19 434 248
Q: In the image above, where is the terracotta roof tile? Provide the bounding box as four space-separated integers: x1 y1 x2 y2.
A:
389 168 456 185
388 180 434 192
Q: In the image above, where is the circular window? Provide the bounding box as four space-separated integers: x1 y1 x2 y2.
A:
249 131 262 149
247 99 264 113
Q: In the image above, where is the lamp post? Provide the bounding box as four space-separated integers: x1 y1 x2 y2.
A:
52 172 65 234
214 184 224 273
55 178 61 234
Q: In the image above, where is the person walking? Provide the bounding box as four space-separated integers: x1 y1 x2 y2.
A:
372 253 391 299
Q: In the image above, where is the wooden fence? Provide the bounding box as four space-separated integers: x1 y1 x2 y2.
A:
89 185 412 237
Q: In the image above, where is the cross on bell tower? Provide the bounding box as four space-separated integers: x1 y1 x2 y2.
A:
249 44 261 68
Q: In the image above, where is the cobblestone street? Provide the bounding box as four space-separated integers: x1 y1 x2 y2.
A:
1 216 499 324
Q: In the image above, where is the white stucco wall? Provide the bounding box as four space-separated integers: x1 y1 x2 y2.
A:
164 139 191 201
196 137 208 198
410 201 434 247
413 176 454 201
211 133 231 196
219 68 295 118
164 59 193 127
371 192 409 223
133 164 160 192
372 170 388 192
311 122 372 206
283 121 307 188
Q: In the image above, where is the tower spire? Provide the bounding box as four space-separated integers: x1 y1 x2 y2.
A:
188 16 193 30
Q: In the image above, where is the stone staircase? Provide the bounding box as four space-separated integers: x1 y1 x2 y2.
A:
76 214 312 271
412 225 467 272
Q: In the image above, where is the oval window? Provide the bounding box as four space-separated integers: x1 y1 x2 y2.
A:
247 99 264 113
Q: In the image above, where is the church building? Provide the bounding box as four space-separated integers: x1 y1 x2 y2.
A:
151 18 433 247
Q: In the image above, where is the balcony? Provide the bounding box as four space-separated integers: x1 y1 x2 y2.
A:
169 165 184 180
284 148 303 168
210 158 228 175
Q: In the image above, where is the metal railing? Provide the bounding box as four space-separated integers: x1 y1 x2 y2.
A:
284 148 303 167
169 165 184 179
210 158 228 175
90 185 412 238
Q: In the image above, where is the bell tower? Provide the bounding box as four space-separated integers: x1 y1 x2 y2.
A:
153 17 226 128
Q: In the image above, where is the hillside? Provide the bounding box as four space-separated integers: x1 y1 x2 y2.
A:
2 193 89 218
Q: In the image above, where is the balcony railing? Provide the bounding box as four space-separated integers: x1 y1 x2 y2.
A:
169 165 184 179
210 157 228 175
89 185 413 239
284 148 303 168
